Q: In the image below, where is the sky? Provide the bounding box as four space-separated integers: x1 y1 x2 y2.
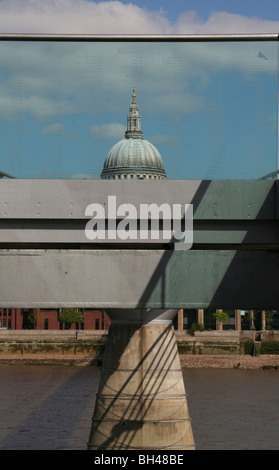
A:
0 0 279 34
0 0 278 180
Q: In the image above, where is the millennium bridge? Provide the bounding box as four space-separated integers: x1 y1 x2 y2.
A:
0 33 279 450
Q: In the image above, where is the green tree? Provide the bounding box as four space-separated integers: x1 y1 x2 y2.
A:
212 311 229 330
188 322 205 336
59 308 84 329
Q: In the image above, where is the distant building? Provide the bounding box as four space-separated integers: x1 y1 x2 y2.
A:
100 88 167 180
0 308 110 331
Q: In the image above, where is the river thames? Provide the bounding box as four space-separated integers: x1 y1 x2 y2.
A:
0 365 278 450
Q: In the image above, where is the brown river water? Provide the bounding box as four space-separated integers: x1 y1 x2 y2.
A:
0 365 278 450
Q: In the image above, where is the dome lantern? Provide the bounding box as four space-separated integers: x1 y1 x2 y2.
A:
125 87 143 140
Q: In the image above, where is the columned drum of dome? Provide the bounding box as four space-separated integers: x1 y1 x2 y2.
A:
101 88 167 180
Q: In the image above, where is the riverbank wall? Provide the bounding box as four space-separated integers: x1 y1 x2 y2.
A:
0 330 279 369
0 329 108 364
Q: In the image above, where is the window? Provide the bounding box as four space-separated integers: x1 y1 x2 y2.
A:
95 319 100 330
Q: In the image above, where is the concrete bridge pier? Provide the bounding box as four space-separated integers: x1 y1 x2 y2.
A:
87 308 195 450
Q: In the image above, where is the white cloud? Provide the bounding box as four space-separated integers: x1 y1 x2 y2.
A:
90 122 126 139
175 11 279 34
0 2 278 123
153 91 206 115
0 37 276 124
0 94 72 119
0 0 171 34
0 1 278 35
42 122 66 134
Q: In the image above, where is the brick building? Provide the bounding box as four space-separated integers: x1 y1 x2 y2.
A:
0 308 111 330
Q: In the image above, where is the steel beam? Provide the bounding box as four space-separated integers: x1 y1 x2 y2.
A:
0 179 277 247
0 179 275 220
0 179 278 309
0 248 278 309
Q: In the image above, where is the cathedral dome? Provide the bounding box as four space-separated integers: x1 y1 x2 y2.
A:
101 137 166 180
100 88 166 180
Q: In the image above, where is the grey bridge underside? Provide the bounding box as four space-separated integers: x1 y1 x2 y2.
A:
0 179 278 309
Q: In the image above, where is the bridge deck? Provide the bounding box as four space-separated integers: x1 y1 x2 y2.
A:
0 179 278 309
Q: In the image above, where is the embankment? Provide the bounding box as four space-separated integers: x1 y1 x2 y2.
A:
0 329 279 369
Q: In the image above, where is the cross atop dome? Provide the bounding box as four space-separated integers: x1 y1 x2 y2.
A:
132 87 136 104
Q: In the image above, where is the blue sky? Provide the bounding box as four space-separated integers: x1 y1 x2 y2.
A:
111 0 279 23
0 0 278 180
